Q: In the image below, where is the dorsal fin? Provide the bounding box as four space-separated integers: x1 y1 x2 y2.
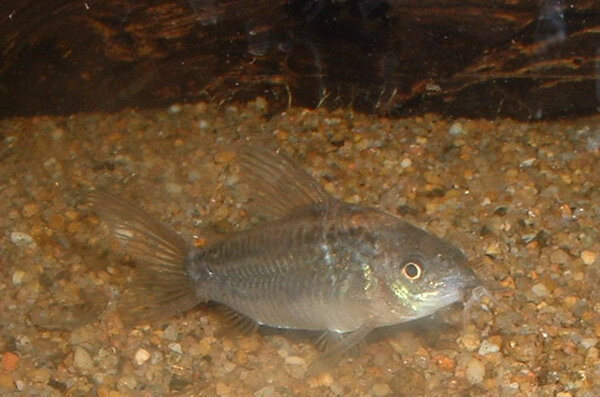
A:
236 146 333 220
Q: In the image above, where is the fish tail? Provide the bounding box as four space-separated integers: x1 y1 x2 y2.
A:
88 190 200 325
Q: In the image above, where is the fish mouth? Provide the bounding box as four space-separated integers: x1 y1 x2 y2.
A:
455 267 482 302
460 283 504 327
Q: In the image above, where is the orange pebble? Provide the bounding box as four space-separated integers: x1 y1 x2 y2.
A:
2 352 19 372
433 354 456 372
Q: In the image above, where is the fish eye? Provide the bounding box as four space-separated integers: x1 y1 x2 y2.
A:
402 261 423 281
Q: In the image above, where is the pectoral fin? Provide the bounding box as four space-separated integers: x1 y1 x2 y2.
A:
309 320 376 373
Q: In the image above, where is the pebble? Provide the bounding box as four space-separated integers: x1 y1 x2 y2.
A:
15 379 24 391
254 385 276 397
1 352 19 372
478 340 501 355
520 158 536 167
168 343 182 354
0 373 14 389
459 332 481 352
2 100 600 396
167 104 182 114
134 348 151 365
11 270 26 286
372 383 392 396
448 122 466 135
215 381 231 395
10 231 33 246
73 346 94 371
585 346 598 366
162 324 179 341
329 382 344 396
483 240 503 258
117 375 138 391
166 182 183 195
51 128 64 140
580 337 598 349
580 250 597 265
433 354 456 372
309 373 334 388
531 283 550 297
48 214 64 229
465 357 485 384
284 356 306 365
22 203 39 218
214 150 236 164
31 368 51 384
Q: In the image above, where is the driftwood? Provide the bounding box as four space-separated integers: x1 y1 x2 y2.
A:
1 0 598 119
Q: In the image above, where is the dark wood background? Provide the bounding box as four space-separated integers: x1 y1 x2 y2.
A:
1 0 599 119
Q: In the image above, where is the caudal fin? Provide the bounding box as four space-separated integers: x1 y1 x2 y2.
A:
88 190 200 325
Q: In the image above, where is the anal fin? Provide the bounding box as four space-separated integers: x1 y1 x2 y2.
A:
213 305 260 337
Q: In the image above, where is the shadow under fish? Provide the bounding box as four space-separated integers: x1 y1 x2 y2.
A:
88 146 484 370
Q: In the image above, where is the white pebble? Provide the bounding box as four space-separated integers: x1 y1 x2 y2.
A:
168 343 182 354
167 104 182 114
520 158 536 167
556 393 573 397
478 340 500 355
400 158 412 168
12 270 26 286
449 122 466 135
10 231 33 246
581 250 597 265
465 357 485 384
284 356 306 365
134 348 151 365
581 338 598 349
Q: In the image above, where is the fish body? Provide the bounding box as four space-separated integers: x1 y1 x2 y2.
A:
189 203 472 333
90 146 479 354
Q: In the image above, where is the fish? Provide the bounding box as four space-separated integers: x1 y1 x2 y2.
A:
89 146 481 363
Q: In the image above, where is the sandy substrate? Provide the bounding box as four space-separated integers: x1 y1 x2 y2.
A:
1 101 599 396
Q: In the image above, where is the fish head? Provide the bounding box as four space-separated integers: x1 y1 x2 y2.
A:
374 220 480 323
